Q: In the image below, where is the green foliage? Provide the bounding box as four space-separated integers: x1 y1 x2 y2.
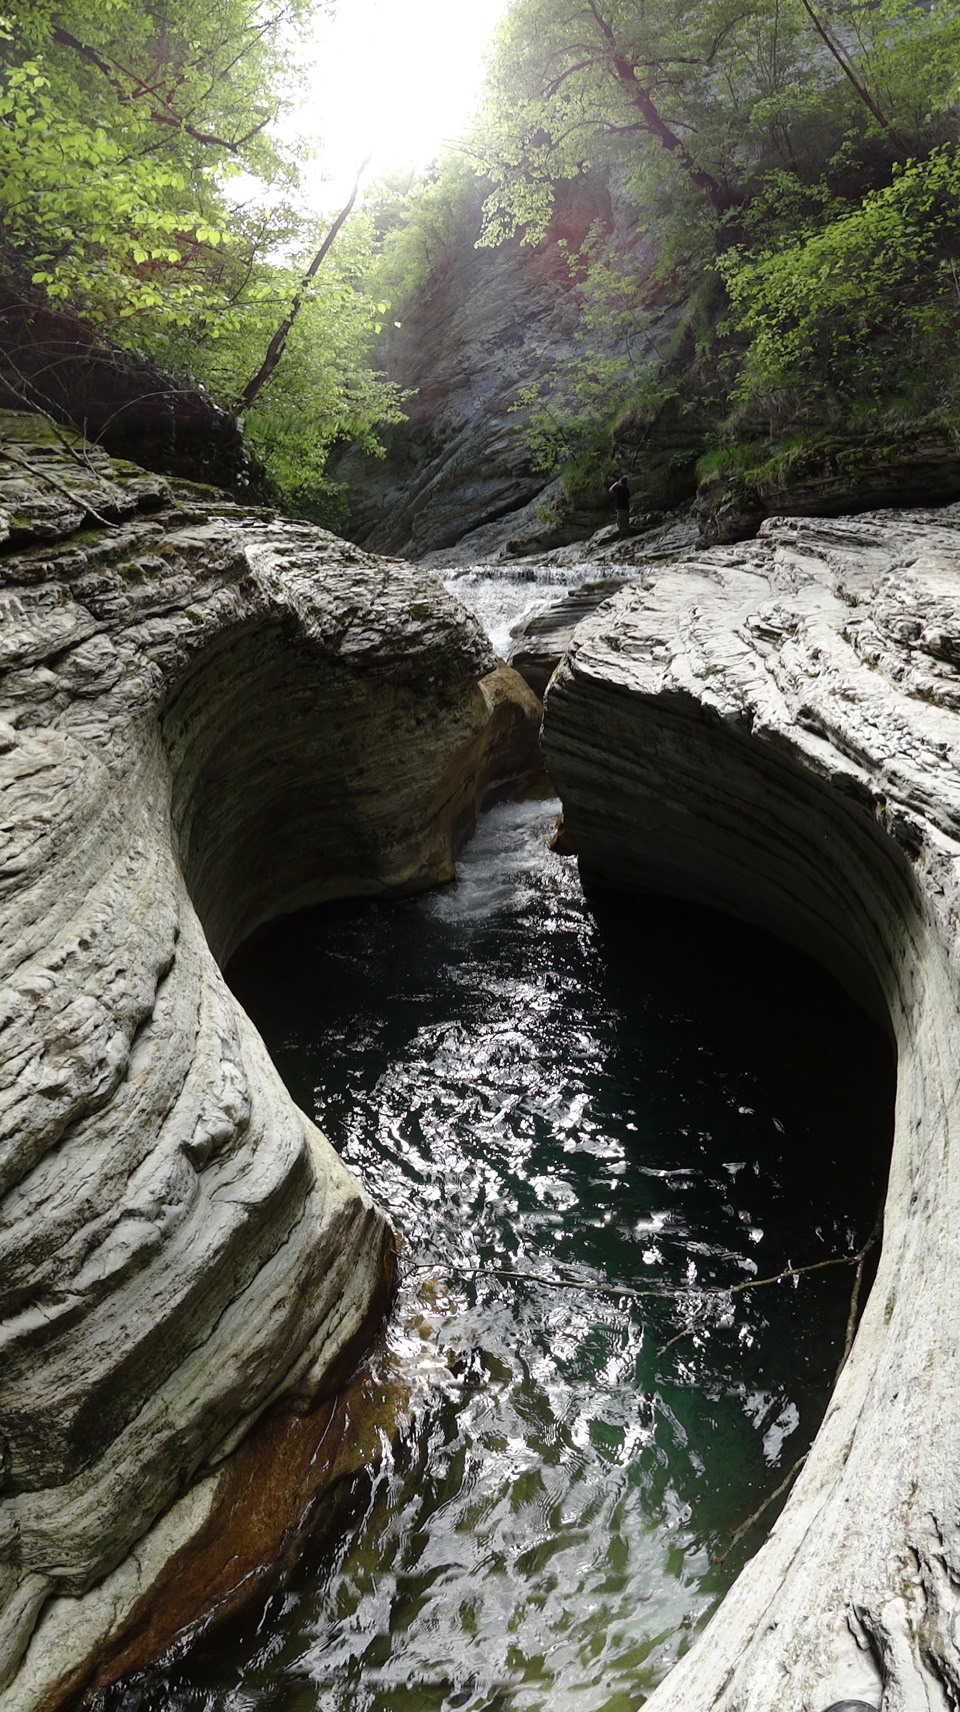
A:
0 0 405 514
502 220 673 474
559 438 620 504
718 147 960 423
7 0 959 513
0 1 312 326
363 154 487 312
694 440 770 482
465 0 960 465
475 0 959 244
151 206 407 514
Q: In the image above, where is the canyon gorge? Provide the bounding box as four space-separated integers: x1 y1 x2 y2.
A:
3 405 960 1712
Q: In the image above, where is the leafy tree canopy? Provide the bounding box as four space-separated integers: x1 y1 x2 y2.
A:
476 0 959 241
464 0 960 468
5 0 959 514
1 0 316 324
0 0 404 516
718 145 960 424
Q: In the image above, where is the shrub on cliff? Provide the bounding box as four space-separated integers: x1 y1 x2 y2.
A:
717 148 960 426
467 0 960 472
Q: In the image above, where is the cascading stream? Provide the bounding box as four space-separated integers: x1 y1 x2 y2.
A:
440 562 602 659
102 568 893 1712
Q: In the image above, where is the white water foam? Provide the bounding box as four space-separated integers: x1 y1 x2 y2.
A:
441 562 588 660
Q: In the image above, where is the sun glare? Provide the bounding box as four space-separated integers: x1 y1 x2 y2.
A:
301 0 512 207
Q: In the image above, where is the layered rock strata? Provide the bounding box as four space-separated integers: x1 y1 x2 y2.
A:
695 425 960 548
543 504 960 1712
330 176 674 562
511 576 632 697
0 415 542 1711
505 512 701 695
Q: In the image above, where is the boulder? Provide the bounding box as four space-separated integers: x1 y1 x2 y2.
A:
543 503 960 1712
0 414 542 1711
0 294 254 495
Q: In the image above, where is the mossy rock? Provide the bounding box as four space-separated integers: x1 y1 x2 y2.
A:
695 420 960 544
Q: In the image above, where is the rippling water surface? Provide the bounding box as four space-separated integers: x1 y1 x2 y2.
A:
111 792 894 1712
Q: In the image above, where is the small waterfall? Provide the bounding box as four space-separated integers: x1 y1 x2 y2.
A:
441 561 595 660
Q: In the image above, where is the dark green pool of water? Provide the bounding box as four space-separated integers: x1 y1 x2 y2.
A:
107 796 894 1712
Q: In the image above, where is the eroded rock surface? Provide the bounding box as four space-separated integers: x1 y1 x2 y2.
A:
543 504 960 1712
0 416 542 1712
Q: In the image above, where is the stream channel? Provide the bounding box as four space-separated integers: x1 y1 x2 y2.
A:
106 563 895 1712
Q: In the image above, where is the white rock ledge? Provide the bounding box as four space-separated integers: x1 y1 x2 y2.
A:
543 506 960 1712
0 417 542 1710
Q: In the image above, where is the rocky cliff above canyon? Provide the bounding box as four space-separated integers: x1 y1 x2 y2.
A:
0 413 541 1712
329 176 664 561
542 501 960 1712
329 189 960 565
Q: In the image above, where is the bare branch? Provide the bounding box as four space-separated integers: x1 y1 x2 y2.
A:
795 0 903 141
0 445 120 527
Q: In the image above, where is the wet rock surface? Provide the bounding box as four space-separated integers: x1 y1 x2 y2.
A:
510 576 632 696
543 503 960 1712
0 415 541 1712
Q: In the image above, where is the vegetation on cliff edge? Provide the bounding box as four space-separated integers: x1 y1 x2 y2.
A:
2 0 959 520
467 0 960 497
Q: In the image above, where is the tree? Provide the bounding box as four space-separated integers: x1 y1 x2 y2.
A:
0 1 405 515
466 0 960 467
0 1 319 327
363 154 488 313
475 0 958 242
473 0 802 244
239 157 371 411
717 146 960 423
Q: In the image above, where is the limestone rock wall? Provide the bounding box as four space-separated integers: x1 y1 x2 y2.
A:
329 176 668 562
0 416 542 1711
543 506 960 1712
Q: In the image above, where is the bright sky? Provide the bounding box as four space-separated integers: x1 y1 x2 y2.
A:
300 0 513 209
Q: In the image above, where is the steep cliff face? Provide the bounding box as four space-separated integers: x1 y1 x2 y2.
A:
330 185 960 564
543 504 960 1712
0 413 542 1712
331 177 643 561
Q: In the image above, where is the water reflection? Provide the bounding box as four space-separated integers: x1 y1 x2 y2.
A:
104 796 893 1712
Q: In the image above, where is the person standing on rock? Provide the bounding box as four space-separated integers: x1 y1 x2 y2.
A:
609 474 631 535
